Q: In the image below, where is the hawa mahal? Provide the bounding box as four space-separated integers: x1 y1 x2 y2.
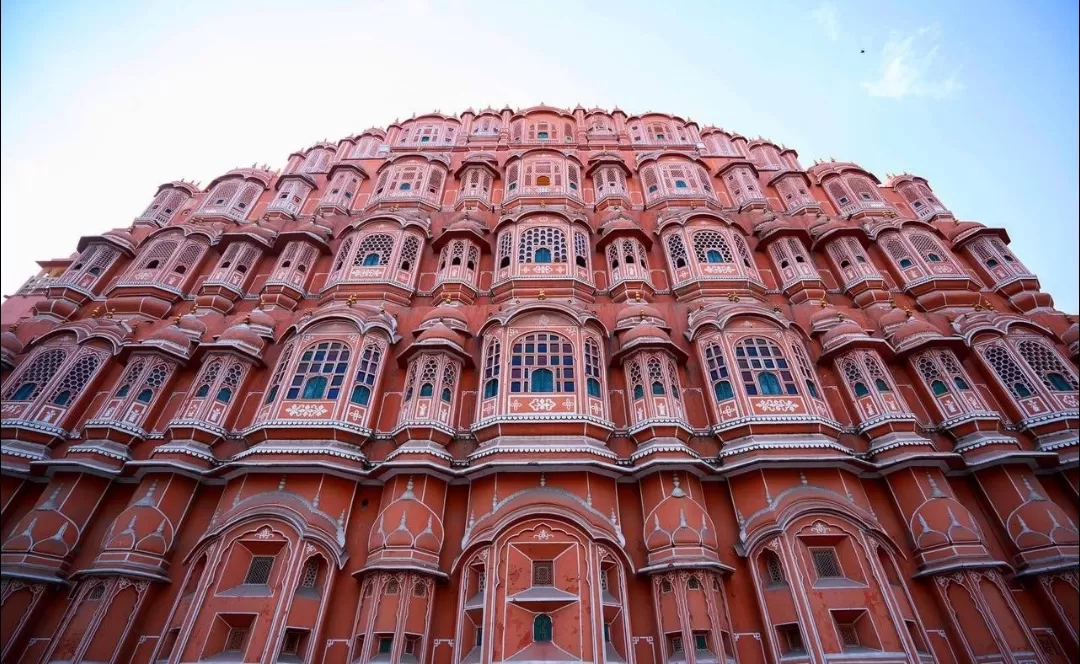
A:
0 106 1077 664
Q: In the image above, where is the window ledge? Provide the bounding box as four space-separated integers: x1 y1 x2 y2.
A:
812 578 865 589
218 584 272 597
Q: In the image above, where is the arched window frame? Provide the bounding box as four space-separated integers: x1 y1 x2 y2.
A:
257 330 388 430
92 354 177 429
267 178 313 217
322 170 362 211
300 148 332 174
624 351 686 427
723 166 765 208
966 236 1034 284
641 160 716 205
174 353 249 427
592 165 628 202
436 239 481 287
327 227 424 289
206 242 262 290
57 243 121 292
478 321 609 423
825 237 881 288
199 179 263 221
371 160 447 205
768 238 819 286
457 166 494 206
662 225 761 288
774 176 816 212
836 350 911 426
122 234 210 291
504 153 583 201
137 187 189 224
606 237 652 287
1 340 109 429
911 348 991 422
698 329 833 426
881 229 965 284
973 331 1079 421
399 353 461 427
266 241 318 290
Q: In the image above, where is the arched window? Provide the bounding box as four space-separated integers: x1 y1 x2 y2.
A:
981 343 1038 400
353 234 394 267
734 338 798 397
518 227 567 264
288 341 350 401
510 333 574 394
692 231 734 265
584 338 602 398
482 338 501 400
533 614 553 642
764 551 785 585
666 234 689 269
47 353 103 407
704 343 734 401
263 342 295 405
351 341 383 405
1017 340 1078 392
3 348 69 402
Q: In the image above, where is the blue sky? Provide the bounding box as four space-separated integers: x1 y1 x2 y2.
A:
2 0 1077 311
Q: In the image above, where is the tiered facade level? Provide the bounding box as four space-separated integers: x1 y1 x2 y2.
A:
1 105 1078 664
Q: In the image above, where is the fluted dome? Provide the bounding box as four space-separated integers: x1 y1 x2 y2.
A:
217 321 266 354
1 327 25 369
878 304 909 332
419 301 471 334
621 323 671 345
822 318 868 346
615 301 667 329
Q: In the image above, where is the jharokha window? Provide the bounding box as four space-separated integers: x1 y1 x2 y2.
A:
476 313 609 426
639 159 715 207
696 324 833 430
325 224 425 295
89 354 177 432
1 338 110 434
492 215 594 292
255 322 388 434
973 332 1079 424
880 228 967 288
117 234 210 293
911 348 993 424
660 220 762 298
172 353 250 430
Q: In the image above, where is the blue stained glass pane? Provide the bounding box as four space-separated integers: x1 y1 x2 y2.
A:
286 388 300 399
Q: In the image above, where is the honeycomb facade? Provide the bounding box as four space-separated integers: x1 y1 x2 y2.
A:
0 105 1078 664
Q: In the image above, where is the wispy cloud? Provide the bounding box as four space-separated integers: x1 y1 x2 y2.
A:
812 3 840 41
862 25 964 99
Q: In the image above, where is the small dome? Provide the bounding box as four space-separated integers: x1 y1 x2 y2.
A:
444 214 487 235
1 327 25 356
878 304 908 331
621 323 672 345
810 303 843 330
421 301 470 332
103 227 136 246
822 319 869 348
616 301 666 328
218 321 266 353
416 320 467 347
598 214 639 235
1060 323 1078 346
890 314 943 346
245 307 276 332
176 311 207 337
147 322 197 350
939 220 986 242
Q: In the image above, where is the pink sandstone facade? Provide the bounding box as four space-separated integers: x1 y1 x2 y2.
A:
0 105 1077 664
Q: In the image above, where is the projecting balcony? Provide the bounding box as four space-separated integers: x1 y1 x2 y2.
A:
630 136 696 148
508 585 578 612
365 188 442 211
502 184 584 209
836 198 893 217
